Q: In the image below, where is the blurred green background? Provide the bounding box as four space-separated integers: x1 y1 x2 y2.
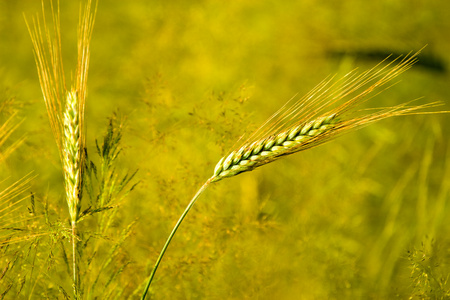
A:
1 0 450 299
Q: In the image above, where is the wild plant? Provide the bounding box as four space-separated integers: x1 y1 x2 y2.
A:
141 49 445 298
80 116 138 299
408 239 450 298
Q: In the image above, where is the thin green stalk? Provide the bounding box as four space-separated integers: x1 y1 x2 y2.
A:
141 178 213 300
72 221 78 299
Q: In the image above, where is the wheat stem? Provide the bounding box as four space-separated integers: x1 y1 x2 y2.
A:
141 178 213 300
71 220 78 299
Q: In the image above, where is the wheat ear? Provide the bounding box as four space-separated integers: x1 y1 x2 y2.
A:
212 112 338 181
210 49 441 182
141 48 446 299
25 1 96 298
63 91 82 223
62 90 83 293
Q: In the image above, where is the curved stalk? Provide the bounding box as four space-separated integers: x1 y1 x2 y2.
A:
141 178 214 300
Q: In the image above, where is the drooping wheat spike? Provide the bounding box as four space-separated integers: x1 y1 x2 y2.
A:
212 113 339 181
141 48 445 299
210 48 441 182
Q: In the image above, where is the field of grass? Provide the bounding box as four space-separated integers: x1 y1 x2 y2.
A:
1 1 450 299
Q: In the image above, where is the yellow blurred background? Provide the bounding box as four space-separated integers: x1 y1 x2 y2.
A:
1 1 449 299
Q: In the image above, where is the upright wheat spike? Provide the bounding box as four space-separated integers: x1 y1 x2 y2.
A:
63 91 82 223
25 1 97 298
62 90 83 292
141 48 445 299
